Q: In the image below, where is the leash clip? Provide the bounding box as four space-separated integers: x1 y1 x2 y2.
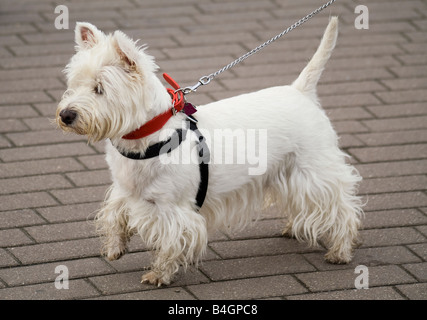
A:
179 76 212 95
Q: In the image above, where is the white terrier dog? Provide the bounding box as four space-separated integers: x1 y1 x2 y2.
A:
56 17 363 286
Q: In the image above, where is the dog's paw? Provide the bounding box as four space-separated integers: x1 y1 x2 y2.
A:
324 251 352 265
105 246 126 261
141 271 169 287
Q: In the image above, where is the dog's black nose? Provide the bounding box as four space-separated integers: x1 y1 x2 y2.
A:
59 109 77 125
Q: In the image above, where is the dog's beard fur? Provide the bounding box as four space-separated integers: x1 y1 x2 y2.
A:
56 18 364 286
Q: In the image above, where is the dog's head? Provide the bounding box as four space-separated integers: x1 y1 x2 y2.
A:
56 23 163 142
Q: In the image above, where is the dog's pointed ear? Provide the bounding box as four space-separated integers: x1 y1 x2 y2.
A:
75 22 104 50
113 31 138 70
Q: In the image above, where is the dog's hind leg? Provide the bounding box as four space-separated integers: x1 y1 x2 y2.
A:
286 153 363 264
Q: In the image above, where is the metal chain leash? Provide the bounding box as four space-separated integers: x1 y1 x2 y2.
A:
179 0 337 95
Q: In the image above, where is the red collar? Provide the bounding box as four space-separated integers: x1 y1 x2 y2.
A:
122 73 185 140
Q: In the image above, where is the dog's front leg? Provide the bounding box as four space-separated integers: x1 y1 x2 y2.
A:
96 185 131 260
137 206 208 286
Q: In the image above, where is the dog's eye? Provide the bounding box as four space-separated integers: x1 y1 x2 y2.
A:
94 83 104 95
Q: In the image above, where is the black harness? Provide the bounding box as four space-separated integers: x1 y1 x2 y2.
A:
116 117 209 209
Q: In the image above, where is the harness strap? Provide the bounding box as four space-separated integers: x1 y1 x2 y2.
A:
117 119 209 209
189 120 209 209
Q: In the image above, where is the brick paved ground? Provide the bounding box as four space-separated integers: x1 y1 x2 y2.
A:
0 0 426 300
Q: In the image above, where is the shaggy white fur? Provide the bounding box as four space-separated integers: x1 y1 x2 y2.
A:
56 17 363 286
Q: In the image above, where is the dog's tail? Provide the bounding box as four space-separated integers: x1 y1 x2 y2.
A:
292 16 338 99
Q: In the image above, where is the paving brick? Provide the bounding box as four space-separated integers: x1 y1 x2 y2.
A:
231 61 303 78
8 238 101 265
0 136 11 148
0 67 63 81
158 55 235 72
0 78 64 93
362 21 416 33
408 239 427 259
356 130 427 146
163 43 246 59
23 117 59 131
338 34 408 47
124 235 149 253
0 35 24 46
220 75 296 91
349 144 427 163
90 267 208 295
0 249 19 268
333 44 404 59
342 8 422 23
66 170 112 187
397 54 427 65
9 43 74 57
413 18 427 30
50 185 108 205
288 286 404 300
416 225 427 237
0 119 28 133
376 89 427 104
326 107 373 121
327 53 400 71
198 1 274 13
0 258 113 287
0 23 36 35
0 279 99 300
0 209 45 229
304 246 421 271
322 68 395 84
188 275 307 300
200 254 316 281
224 218 285 240
0 142 95 162
193 10 271 24
0 229 33 247
0 105 39 119
391 66 427 77
296 265 416 292
403 262 427 282
6 130 86 146
356 160 427 178
365 192 427 211
362 209 427 229
37 203 100 223
77 155 109 170
338 134 365 148
367 102 427 118
360 227 426 247
209 237 321 259
0 12 44 25
104 251 153 273
25 221 96 243
119 16 196 29
359 175 427 195
0 174 72 195
321 93 382 108
381 77 427 90
0 158 84 179
331 121 369 134
0 192 58 212
0 54 71 69
33 103 57 117
396 283 427 300
94 287 194 300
